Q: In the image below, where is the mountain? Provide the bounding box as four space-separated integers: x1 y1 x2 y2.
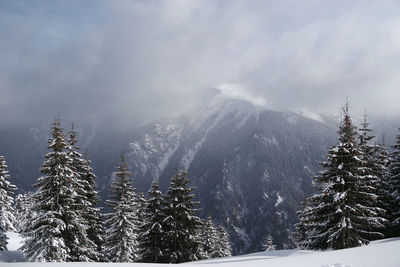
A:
1 97 398 254
118 98 336 254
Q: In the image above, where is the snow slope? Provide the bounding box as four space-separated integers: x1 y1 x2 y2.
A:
194 238 400 267
0 232 399 267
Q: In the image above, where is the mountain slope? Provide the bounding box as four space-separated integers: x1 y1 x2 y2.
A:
121 99 336 253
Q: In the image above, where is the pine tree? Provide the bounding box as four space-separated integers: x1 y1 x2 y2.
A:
105 155 139 262
358 113 387 239
0 155 17 232
137 181 165 263
22 118 83 261
65 125 100 261
136 192 148 236
294 198 309 249
386 129 400 237
134 191 147 262
215 225 232 257
14 192 35 233
374 136 393 238
0 221 6 251
262 235 276 251
201 215 219 259
81 152 105 261
302 104 385 250
163 170 203 263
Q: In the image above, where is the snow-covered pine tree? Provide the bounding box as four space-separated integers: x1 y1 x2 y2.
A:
201 215 219 259
163 170 203 263
0 155 17 232
294 198 310 249
0 220 6 251
262 235 276 251
82 151 105 261
137 181 165 263
22 118 89 262
136 192 147 233
14 192 35 233
105 154 139 262
65 125 100 262
303 103 385 250
386 129 400 237
135 191 147 262
374 135 393 238
358 113 387 239
214 225 232 257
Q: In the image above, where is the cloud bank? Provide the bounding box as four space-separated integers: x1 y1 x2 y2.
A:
1 0 400 127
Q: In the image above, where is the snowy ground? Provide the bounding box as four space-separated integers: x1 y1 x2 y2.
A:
1 232 399 267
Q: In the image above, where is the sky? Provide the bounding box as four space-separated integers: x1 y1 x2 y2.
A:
1 0 400 127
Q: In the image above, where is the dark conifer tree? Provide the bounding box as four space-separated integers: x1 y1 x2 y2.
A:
201 215 219 259
66 125 100 261
137 181 165 263
163 170 203 263
358 113 387 239
0 221 6 251
136 192 148 235
215 225 232 257
0 155 17 232
300 104 385 250
81 151 105 261
105 155 139 262
262 235 276 251
22 118 90 262
373 135 393 238
14 192 35 233
386 129 400 237
294 199 310 249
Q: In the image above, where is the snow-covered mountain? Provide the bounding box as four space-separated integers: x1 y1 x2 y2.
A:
117 98 336 254
2 97 398 254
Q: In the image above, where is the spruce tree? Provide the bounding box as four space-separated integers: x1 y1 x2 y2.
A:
262 235 276 251
65 125 100 261
163 170 203 263
14 192 35 233
22 118 88 262
358 113 387 239
302 104 385 250
137 181 165 263
294 198 310 249
81 152 105 261
386 129 400 237
136 192 148 237
0 220 6 251
105 155 139 262
0 155 17 232
201 215 219 259
374 137 393 238
215 225 232 257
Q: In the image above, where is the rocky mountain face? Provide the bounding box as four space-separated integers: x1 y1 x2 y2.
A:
119 99 336 253
1 98 368 254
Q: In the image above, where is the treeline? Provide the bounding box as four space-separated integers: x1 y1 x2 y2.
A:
295 103 400 250
0 118 231 262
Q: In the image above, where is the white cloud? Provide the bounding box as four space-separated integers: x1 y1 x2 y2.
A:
215 84 267 107
1 0 400 125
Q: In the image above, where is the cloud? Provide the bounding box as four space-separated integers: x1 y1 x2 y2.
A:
1 0 400 127
215 84 267 107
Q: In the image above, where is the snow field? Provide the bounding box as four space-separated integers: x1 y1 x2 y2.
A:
1 232 399 267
